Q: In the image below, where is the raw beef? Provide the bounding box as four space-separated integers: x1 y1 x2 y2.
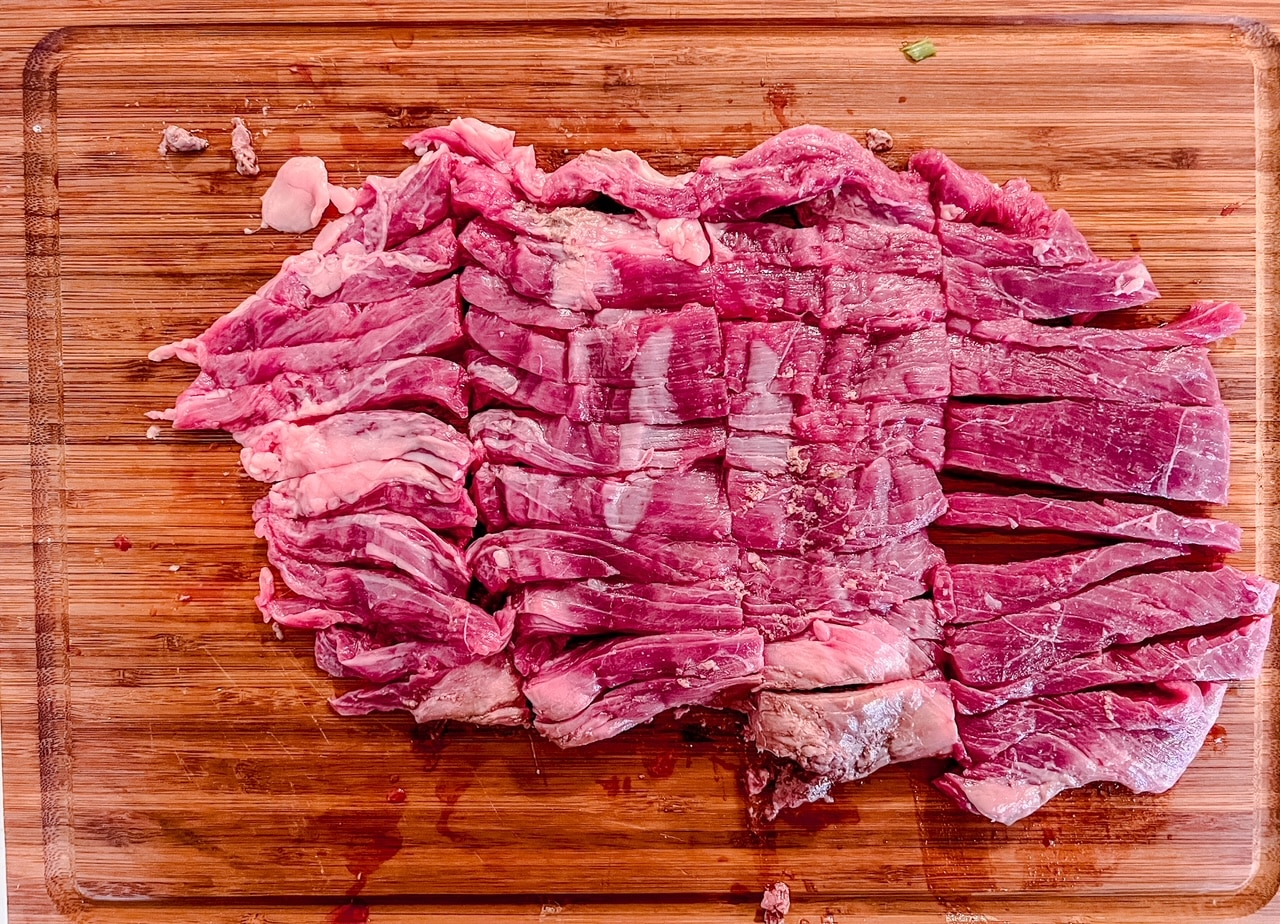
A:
255 509 471 594
728 456 947 552
946 567 1278 687
935 682 1225 824
951 615 1272 713
761 619 937 690
329 654 530 726
750 680 960 793
467 528 739 593
521 629 763 723
949 337 1220 405
932 542 1186 626
469 409 724 475
511 579 744 637
471 464 731 541
147 117 1270 826
535 668 761 748
237 410 474 483
937 491 1242 552
945 400 1231 503
951 300 1244 351
256 459 478 531
155 355 468 432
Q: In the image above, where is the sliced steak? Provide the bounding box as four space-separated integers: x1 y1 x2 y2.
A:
945 400 1231 503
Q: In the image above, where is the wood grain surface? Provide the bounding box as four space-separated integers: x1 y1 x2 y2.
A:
5 6 1280 924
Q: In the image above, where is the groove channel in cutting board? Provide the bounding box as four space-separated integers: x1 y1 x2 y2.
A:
22 17 1278 920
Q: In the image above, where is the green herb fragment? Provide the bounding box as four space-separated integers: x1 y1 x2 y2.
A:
900 39 937 62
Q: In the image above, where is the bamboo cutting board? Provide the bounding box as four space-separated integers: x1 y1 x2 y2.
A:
7 10 1280 923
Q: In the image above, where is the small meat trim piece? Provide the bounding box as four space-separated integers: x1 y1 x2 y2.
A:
933 542 1186 626
946 566 1278 688
761 882 791 924
935 681 1225 825
865 128 894 154
937 491 1242 552
260 156 360 233
158 124 208 155
944 400 1231 504
230 117 260 177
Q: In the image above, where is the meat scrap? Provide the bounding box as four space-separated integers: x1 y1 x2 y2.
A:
147 117 1268 830
158 124 208 155
761 882 791 924
231 117 260 177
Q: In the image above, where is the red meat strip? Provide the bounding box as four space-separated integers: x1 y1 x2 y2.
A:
468 354 729 423
723 320 825 397
933 542 1186 626
536 667 760 748
328 654 530 726
155 355 468 432
738 533 944 622
750 680 961 800
951 615 1272 714
465 308 569 381
510 578 744 637
946 566 1278 687
471 463 731 542
706 219 942 277
155 277 462 372
410 120 927 224
189 276 462 389
258 223 461 307
255 509 470 595
459 264 588 331
236 409 474 483
944 400 1231 504
942 254 1158 322
818 326 950 402
521 628 763 723
761 618 937 690
692 124 927 222
949 336 1219 405
728 456 947 552
934 681 1225 825
314 625 467 683
910 148 1074 236
726 426 943 475
792 399 944 453
323 147 455 253
567 304 723 387
952 300 1244 351
469 409 724 475
265 564 512 656
467 527 739 593
793 167 936 231
937 491 1242 552
256 460 478 533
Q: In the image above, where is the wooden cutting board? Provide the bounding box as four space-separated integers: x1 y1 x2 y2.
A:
5 6 1280 923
